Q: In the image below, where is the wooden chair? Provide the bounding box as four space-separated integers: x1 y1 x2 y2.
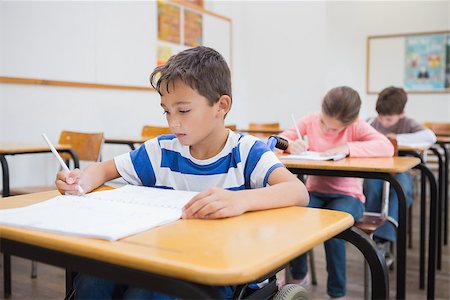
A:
248 122 280 138
225 124 237 131
6 130 103 281
423 122 450 137
9 131 104 195
141 125 171 138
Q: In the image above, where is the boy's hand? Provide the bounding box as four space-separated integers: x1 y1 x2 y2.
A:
55 169 87 196
385 133 397 139
287 139 308 154
322 144 349 157
182 187 246 219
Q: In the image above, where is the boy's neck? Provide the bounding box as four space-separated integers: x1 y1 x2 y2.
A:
189 127 229 160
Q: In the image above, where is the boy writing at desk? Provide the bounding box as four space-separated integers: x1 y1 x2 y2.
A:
55 46 309 299
363 86 436 260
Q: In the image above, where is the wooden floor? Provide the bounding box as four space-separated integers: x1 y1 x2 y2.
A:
0 190 449 299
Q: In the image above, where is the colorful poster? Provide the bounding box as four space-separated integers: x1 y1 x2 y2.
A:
158 1 181 44
184 10 203 47
157 45 173 66
404 34 447 91
446 35 450 88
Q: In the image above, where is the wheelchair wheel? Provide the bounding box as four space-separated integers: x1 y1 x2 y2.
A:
273 284 309 300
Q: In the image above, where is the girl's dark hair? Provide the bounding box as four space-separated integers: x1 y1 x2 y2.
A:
150 46 232 107
321 86 361 125
376 86 407 115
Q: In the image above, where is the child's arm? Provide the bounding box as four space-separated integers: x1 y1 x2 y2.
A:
347 120 395 157
393 129 437 145
55 160 120 195
182 167 309 219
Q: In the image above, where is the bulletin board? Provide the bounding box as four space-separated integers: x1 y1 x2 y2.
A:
366 31 450 94
0 0 232 91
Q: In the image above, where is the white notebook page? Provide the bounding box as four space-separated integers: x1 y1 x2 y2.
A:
0 185 198 241
280 151 346 161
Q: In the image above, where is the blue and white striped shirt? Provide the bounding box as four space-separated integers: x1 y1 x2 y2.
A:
114 130 284 192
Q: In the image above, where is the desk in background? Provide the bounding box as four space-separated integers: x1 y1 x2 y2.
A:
281 156 438 300
0 143 79 198
0 190 388 299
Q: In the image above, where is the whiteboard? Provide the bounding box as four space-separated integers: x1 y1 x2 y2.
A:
0 1 232 89
367 32 450 94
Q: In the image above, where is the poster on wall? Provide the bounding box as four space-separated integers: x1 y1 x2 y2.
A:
157 45 173 66
184 10 203 47
157 1 181 44
446 36 450 88
404 34 448 91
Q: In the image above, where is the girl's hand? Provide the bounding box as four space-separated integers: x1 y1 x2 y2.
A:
287 139 308 154
55 169 87 196
322 144 349 157
182 188 246 219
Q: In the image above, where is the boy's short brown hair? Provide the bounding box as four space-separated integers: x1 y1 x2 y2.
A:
321 86 361 125
376 86 407 115
150 46 232 107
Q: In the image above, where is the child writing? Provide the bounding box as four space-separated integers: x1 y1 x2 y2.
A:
279 86 394 299
55 46 309 299
363 86 436 254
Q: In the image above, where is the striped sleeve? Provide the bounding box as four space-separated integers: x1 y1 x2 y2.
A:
242 138 284 189
114 138 159 187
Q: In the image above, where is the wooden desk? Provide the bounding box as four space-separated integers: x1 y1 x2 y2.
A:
0 191 388 299
0 143 79 197
281 156 438 300
104 136 151 150
237 129 283 135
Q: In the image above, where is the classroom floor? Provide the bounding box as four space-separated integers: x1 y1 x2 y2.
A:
0 188 449 299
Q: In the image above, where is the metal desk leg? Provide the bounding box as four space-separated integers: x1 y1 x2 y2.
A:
438 143 449 246
1 155 10 197
415 164 438 299
337 227 388 300
419 165 427 289
429 147 443 270
3 253 11 298
386 174 407 300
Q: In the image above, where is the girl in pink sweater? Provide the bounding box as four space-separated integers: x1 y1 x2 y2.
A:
280 86 393 299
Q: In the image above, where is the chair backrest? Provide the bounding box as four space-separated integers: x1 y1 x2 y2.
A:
141 125 171 138
423 122 450 137
387 137 398 157
58 131 104 162
225 124 237 131
248 122 280 138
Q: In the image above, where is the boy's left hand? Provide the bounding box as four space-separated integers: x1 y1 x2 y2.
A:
322 144 349 157
182 187 245 219
385 133 397 139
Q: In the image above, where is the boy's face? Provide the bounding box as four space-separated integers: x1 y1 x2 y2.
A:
377 113 404 128
160 80 225 147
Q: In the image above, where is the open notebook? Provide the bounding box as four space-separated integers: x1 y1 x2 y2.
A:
280 151 346 161
0 185 198 241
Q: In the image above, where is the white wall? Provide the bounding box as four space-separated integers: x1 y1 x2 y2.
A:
1 1 449 189
323 1 450 121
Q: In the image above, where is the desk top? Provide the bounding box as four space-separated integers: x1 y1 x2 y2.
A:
104 136 150 144
437 136 450 143
237 129 283 135
0 143 72 154
281 156 421 173
398 145 431 152
0 190 353 285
